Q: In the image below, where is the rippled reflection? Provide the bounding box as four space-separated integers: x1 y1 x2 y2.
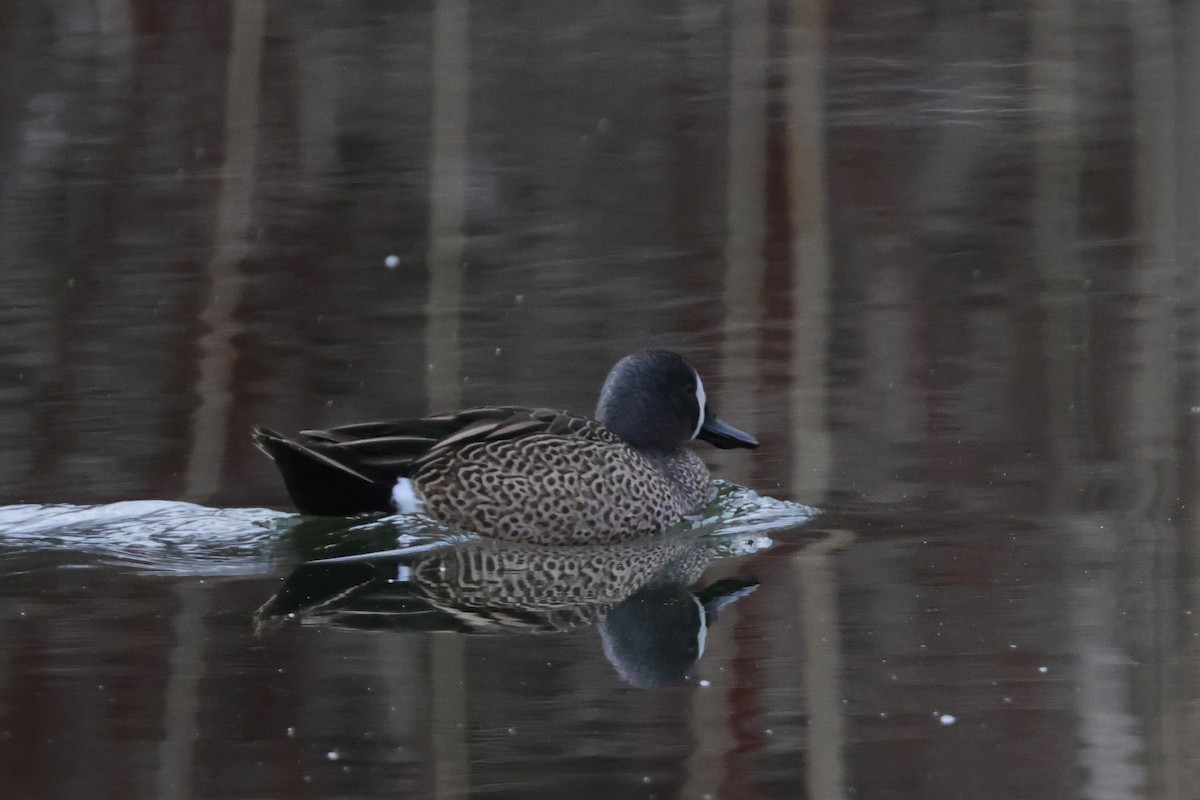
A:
256 531 767 687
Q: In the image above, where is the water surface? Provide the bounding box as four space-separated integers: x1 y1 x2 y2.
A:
2 1 1199 799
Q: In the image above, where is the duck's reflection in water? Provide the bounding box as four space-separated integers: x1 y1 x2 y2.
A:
597 577 756 687
255 528 768 687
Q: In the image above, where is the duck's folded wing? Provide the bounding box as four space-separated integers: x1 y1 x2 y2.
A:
294 407 614 475
301 406 528 443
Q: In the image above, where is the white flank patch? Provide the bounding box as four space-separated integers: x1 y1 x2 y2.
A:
694 595 708 658
391 478 425 514
692 370 707 440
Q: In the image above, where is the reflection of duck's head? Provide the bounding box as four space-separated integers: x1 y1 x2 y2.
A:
256 527 764 686
599 578 758 688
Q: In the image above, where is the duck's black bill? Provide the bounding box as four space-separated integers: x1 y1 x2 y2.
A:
697 410 759 449
696 578 759 626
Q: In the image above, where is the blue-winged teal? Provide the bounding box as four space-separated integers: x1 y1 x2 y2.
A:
252 349 758 544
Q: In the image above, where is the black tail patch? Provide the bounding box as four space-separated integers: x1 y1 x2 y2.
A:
252 426 394 516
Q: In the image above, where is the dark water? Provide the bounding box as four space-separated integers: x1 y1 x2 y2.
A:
3 1 1200 798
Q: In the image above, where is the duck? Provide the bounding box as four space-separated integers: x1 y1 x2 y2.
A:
252 349 758 544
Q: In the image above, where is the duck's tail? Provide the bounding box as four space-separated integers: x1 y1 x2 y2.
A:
252 426 395 516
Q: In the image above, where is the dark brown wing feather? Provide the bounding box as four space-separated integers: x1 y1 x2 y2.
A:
301 406 527 443
295 407 615 478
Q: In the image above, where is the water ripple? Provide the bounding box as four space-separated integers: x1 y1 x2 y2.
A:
0 484 818 575
691 480 820 535
0 500 293 575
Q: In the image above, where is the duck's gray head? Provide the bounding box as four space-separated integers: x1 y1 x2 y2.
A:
595 350 759 453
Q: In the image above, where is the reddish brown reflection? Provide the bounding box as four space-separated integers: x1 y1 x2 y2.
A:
1 1 1199 799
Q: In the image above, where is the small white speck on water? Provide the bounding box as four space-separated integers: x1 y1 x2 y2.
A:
1003 697 1013 703
764 728 773 736
384 254 400 268
698 679 711 687
1038 666 1049 674
939 714 957 726
327 750 341 762
642 776 652 785
286 727 296 737
1008 644 1018 649
326 399 333 407
514 294 525 305
507 727 516 735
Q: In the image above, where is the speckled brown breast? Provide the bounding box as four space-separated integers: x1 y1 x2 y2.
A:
412 425 715 545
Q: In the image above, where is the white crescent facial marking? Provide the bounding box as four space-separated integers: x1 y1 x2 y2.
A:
391 478 425 514
692 370 707 440
694 595 708 657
